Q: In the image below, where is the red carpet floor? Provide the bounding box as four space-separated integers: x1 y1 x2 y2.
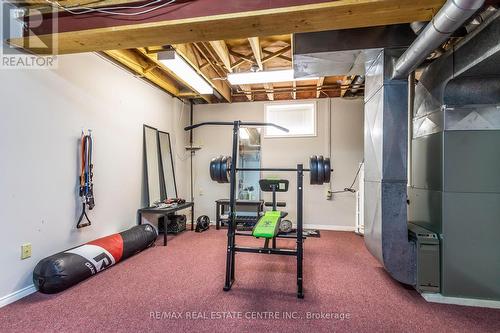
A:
1 230 499 333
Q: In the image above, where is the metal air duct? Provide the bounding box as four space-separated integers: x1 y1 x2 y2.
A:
392 0 485 79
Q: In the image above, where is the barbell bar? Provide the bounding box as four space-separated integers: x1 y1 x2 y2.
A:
209 155 332 185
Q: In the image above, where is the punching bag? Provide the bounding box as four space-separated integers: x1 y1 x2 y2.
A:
33 224 157 294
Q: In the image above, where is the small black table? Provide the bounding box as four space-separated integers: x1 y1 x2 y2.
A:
215 199 264 230
138 202 194 246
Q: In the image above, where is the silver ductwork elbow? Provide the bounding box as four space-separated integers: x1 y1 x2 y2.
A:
392 0 484 79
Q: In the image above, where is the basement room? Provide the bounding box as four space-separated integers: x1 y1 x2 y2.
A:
0 0 499 332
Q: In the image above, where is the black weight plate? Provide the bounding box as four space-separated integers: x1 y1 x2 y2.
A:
317 155 325 185
209 157 220 182
224 156 231 183
324 158 331 183
310 155 318 185
219 156 228 183
215 156 224 183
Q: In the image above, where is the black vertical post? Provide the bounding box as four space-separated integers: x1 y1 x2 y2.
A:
297 164 304 298
224 121 240 291
189 102 195 230
272 186 277 211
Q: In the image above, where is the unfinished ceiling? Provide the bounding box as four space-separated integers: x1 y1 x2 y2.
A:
13 0 447 103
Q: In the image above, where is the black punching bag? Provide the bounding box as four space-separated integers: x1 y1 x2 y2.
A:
33 224 157 294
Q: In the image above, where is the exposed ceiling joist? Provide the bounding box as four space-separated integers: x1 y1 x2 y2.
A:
233 83 343 100
248 37 263 70
229 44 291 70
9 0 445 54
316 77 325 98
102 49 180 96
240 85 253 101
229 50 254 64
208 40 233 73
230 58 246 70
262 46 292 64
341 75 352 97
263 83 274 101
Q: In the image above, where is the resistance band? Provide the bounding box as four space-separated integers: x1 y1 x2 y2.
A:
77 130 95 228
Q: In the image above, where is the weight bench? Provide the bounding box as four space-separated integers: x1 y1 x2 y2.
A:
252 179 289 245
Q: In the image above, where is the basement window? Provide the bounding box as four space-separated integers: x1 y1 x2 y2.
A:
264 102 317 138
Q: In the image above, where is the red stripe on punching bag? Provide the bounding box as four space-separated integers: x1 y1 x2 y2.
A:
87 234 124 262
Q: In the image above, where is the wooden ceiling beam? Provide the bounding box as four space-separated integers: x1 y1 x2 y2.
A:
248 37 263 70
233 84 343 99
102 49 180 96
9 0 445 54
229 45 291 70
263 83 274 101
240 85 253 101
261 45 291 64
316 77 325 98
341 75 353 98
229 50 254 64
208 40 233 73
230 58 246 70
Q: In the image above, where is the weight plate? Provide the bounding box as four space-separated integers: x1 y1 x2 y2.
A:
195 215 210 232
222 156 231 183
219 156 228 183
324 158 331 183
209 157 220 182
279 219 293 233
317 155 325 184
310 155 318 185
216 156 224 183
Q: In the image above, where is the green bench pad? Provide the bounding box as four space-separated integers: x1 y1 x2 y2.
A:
252 211 281 238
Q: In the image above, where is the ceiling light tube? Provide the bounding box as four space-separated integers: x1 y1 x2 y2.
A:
158 50 213 95
227 69 318 85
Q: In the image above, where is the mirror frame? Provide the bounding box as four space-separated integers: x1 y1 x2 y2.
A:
158 130 178 199
143 124 162 206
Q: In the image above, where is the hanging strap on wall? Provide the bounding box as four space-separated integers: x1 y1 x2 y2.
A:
77 130 95 229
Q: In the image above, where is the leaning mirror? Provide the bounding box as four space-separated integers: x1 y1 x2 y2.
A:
237 127 261 200
158 131 178 199
144 125 162 206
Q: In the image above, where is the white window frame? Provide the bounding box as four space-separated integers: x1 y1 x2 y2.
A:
264 101 317 138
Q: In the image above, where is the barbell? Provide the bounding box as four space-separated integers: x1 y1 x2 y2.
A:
209 155 332 185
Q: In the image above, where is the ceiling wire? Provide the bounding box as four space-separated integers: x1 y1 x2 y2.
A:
44 0 177 16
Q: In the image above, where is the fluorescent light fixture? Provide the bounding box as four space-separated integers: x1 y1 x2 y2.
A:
158 50 213 95
227 69 318 85
239 128 250 140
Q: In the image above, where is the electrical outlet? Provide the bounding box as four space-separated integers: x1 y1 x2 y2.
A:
21 243 32 260
326 189 333 200
199 188 204 196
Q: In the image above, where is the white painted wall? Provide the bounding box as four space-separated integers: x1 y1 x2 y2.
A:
0 53 189 303
192 98 364 230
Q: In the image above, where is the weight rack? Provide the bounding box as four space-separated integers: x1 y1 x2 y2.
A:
185 120 332 299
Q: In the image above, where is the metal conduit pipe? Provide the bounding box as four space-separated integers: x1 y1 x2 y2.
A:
349 75 365 95
392 0 485 79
